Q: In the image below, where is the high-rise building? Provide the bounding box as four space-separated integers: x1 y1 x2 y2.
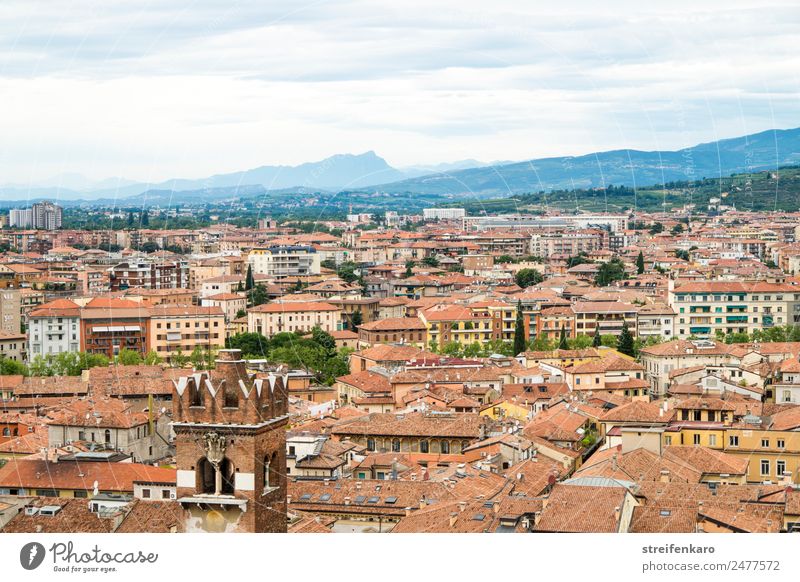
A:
9 202 63 230
8 208 32 228
32 201 63 230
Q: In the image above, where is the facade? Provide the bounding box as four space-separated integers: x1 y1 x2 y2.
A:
247 246 321 279
80 306 150 358
32 201 63 230
109 259 190 291
148 305 226 361
8 208 33 228
0 289 21 335
248 301 341 336
172 350 289 532
669 282 800 339
573 301 638 338
357 316 428 348
422 208 465 221
27 299 82 358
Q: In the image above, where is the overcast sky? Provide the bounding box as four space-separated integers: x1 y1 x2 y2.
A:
0 0 798 184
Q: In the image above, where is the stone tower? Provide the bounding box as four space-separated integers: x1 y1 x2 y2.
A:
172 349 289 533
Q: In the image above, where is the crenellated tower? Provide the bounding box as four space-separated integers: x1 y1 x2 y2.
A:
172 349 289 532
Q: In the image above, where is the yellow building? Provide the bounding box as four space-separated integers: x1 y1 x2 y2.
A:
148 305 226 361
480 399 531 422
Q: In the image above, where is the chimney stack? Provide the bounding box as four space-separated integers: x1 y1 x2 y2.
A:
458 501 467 512
449 512 458 527
660 469 671 483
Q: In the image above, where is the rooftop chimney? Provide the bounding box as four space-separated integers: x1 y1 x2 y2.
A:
660 469 671 483
449 512 458 527
458 501 467 512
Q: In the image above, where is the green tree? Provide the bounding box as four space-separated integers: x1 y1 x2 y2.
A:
140 241 159 254
515 268 544 289
496 255 515 264
143 351 162 365
350 310 363 329
190 346 207 370
170 348 188 368
117 349 144 366
235 308 247 320
649 222 664 234
226 332 270 357
312 327 336 356
592 332 602 347
568 334 593 349
636 251 645 275
513 300 527 356
595 258 627 287
248 284 268 307
557 326 569 350
336 261 359 283
421 256 439 267
0 356 27 376
245 264 255 291
616 323 635 357
405 261 415 278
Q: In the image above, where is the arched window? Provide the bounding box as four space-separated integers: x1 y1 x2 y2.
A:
441 440 450 454
197 457 235 495
264 452 279 492
1 428 9 437
367 438 376 451
104 429 111 444
190 381 202 406
420 440 429 453
460 440 469 453
391 438 400 452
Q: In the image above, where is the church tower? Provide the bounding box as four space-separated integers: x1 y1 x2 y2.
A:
172 349 289 532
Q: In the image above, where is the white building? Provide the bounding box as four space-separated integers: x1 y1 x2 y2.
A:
247 246 321 279
27 299 81 358
9 208 33 228
423 208 465 221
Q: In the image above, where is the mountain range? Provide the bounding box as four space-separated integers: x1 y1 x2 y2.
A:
1 127 799 205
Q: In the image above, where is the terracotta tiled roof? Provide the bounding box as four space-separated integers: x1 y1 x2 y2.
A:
0 458 176 492
536 483 629 533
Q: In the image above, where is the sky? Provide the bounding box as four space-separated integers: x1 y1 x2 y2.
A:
0 0 798 186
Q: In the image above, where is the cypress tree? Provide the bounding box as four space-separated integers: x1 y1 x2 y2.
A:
245 264 255 291
592 331 602 347
636 251 645 275
513 300 527 356
617 322 635 357
558 325 568 350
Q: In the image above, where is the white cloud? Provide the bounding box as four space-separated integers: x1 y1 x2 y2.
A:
0 0 797 184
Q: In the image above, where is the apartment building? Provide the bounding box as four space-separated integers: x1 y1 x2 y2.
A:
635 303 675 339
357 317 428 348
529 229 604 257
79 299 150 358
108 259 189 291
572 301 638 338
247 246 321 280
669 282 800 339
418 305 497 349
248 301 341 336
148 305 225 360
27 299 82 358
536 305 576 340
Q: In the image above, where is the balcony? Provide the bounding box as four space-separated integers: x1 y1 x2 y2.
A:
689 326 711 335
726 316 748 323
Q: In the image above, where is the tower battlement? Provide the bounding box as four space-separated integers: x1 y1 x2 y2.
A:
172 349 288 425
